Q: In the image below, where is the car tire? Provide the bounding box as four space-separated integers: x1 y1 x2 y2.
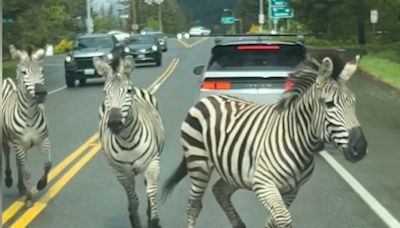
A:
79 79 87 86
65 72 75 88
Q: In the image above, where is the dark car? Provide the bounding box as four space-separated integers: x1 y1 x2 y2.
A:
64 33 123 87
145 31 168 52
123 35 162 66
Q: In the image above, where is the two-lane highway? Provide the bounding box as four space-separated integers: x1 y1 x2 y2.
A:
2 37 399 228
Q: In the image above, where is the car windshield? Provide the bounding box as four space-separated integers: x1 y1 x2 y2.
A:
74 37 113 49
208 44 305 71
127 36 156 45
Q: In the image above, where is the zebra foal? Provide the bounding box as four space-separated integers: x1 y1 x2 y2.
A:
94 56 165 228
162 53 367 228
2 45 52 207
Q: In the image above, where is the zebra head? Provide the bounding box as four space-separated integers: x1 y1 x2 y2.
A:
94 56 135 134
315 54 367 163
10 45 47 103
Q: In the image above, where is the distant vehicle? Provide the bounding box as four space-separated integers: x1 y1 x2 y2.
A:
193 36 307 104
139 27 156 35
123 35 162 66
64 33 124 87
188 26 212 36
143 31 168 52
108 30 131 42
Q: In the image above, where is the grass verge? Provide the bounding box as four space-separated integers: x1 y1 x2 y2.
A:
3 61 17 79
360 55 400 90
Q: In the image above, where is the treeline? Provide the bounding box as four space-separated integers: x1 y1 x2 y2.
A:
3 0 189 57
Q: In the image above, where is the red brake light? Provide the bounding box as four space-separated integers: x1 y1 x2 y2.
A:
201 81 231 89
284 80 294 90
237 45 280 50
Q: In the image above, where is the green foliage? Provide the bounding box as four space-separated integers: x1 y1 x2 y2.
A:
360 55 400 89
3 61 18 79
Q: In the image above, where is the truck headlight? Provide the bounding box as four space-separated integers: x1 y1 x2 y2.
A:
65 56 72 62
124 47 130 53
152 45 158 51
106 53 113 60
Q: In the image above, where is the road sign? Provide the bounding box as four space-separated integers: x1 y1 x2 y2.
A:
268 0 294 19
370 10 378 24
220 16 235 24
259 14 265 24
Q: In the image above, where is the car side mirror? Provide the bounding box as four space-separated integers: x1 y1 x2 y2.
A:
193 66 205 75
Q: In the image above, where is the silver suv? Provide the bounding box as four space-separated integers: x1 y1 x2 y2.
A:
193 36 306 104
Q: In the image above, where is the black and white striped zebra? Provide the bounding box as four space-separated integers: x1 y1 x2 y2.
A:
2 45 51 207
162 53 368 228
94 56 165 228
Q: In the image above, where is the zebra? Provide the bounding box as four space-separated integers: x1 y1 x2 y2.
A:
94 56 166 228
2 45 52 207
162 52 368 228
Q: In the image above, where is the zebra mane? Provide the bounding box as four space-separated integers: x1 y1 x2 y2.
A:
277 51 346 111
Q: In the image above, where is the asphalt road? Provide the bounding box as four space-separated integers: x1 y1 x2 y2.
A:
2 37 399 228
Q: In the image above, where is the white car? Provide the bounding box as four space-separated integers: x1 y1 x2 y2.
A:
108 30 131 42
188 26 211 36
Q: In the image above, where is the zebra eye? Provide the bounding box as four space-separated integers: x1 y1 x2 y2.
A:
127 87 133 93
325 101 335 109
22 70 27 75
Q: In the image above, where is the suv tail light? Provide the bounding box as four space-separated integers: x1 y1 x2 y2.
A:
284 80 294 90
201 80 231 89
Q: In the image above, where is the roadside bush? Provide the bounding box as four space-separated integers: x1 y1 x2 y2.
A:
54 39 73 53
3 61 17 78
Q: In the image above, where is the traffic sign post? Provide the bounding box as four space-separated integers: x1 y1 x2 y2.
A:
268 0 294 19
220 16 235 25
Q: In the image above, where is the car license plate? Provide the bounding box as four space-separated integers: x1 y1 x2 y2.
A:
137 54 145 59
84 69 95 75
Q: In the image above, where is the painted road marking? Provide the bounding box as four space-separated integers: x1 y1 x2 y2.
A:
148 58 180 94
48 86 66 95
10 144 101 228
4 56 180 227
320 150 400 228
177 37 208 48
2 134 99 225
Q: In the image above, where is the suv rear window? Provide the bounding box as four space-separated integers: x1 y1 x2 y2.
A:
208 44 305 71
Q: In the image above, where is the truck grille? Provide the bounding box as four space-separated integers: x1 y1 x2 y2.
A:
75 57 94 69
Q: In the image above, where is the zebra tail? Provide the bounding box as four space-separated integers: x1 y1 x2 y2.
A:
161 157 187 202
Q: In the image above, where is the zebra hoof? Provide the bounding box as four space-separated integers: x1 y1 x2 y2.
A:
148 218 161 228
5 176 13 188
37 178 48 190
25 199 33 208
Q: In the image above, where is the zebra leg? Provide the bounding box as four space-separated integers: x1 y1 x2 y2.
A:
252 183 292 228
144 158 161 228
37 137 52 190
117 173 142 228
265 190 298 228
212 178 245 228
14 147 33 207
3 140 13 187
186 157 213 228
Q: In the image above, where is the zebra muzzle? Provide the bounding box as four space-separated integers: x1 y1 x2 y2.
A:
34 84 48 103
107 108 124 134
343 127 367 163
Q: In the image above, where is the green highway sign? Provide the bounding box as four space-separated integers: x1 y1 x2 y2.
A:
268 0 294 19
220 16 235 24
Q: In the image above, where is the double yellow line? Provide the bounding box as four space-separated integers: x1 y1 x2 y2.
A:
177 37 208 48
2 58 180 227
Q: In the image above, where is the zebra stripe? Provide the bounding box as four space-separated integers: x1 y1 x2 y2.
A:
163 52 367 228
96 56 165 228
2 45 51 208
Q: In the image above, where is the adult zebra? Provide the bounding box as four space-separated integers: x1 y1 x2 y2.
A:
94 56 165 228
2 45 51 207
162 53 368 228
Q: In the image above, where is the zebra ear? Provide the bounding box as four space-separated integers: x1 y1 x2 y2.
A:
316 57 333 87
9 45 27 61
31 48 46 61
93 56 112 78
339 55 360 82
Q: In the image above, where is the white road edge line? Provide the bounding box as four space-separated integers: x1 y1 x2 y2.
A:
320 150 400 228
48 86 66 95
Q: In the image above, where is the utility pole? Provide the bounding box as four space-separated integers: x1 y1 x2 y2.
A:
158 3 163 32
131 0 138 33
258 0 265 32
86 0 94 33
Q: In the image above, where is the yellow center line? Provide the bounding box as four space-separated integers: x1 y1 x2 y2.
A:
10 143 102 228
187 37 208 48
176 39 191 48
2 133 99 225
147 58 180 94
